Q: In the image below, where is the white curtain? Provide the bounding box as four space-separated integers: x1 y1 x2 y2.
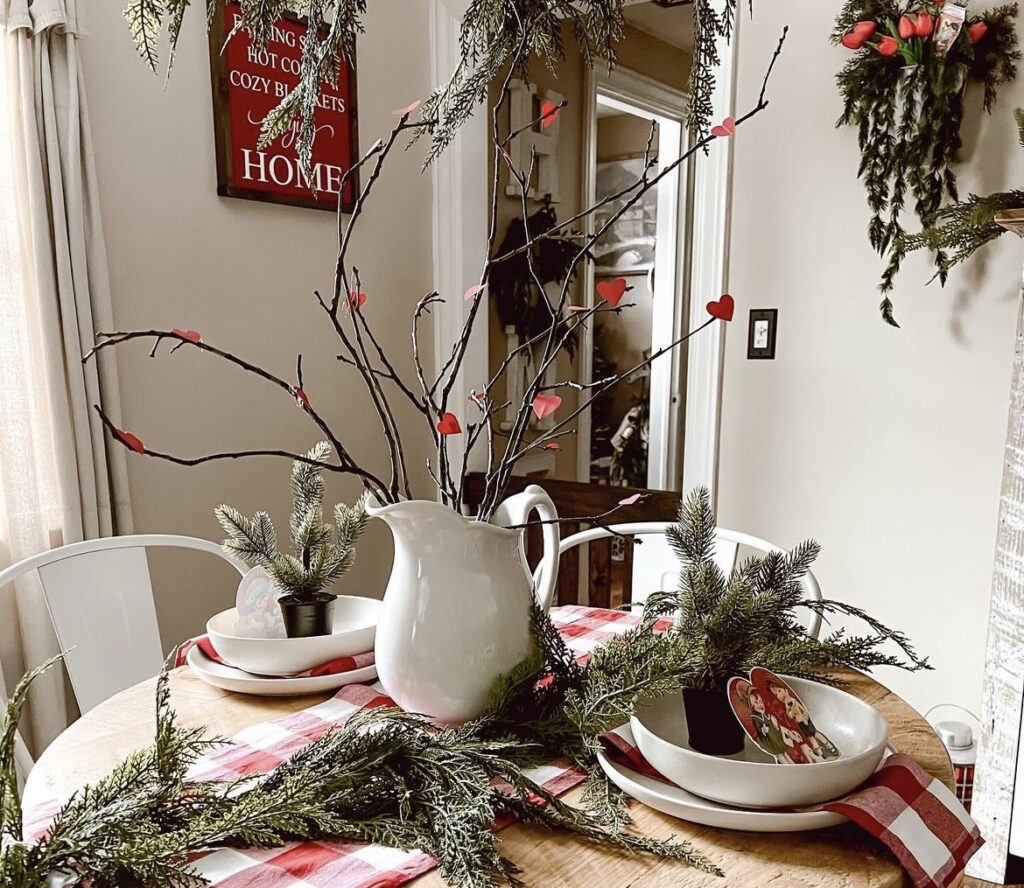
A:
0 0 133 756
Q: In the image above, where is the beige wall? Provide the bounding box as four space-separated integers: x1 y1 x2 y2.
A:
720 2 1024 715
79 1 436 650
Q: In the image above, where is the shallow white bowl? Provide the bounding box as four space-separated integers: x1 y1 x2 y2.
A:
630 677 889 809
207 597 380 675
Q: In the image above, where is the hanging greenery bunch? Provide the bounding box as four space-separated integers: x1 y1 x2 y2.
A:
0 488 928 887
125 0 751 163
832 0 1019 325
899 108 1024 278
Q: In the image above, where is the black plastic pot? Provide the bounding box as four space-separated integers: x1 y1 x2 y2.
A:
682 686 746 756
279 593 336 639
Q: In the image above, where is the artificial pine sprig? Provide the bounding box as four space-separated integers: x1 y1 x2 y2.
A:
215 441 369 603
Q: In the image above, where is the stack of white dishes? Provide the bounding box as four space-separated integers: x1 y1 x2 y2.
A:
187 597 381 696
599 676 890 832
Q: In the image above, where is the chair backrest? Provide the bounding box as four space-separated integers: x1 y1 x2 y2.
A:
464 472 681 607
0 535 247 714
541 522 823 639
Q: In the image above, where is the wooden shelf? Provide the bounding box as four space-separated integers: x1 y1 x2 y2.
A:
995 209 1024 237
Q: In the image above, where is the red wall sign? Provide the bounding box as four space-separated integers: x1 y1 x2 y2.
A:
208 2 359 212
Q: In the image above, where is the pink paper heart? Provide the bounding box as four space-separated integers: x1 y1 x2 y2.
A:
706 294 735 322
544 442 561 451
346 291 367 311
596 278 628 307
115 429 145 454
436 412 462 435
171 328 201 343
532 394 562 421
711 117 736 138
392 99 422 117
565 305 589 314
540 100 561 129
464 284 487 301
618 493 641 506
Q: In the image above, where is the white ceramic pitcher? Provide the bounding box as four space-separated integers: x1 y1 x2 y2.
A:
368 485 560 723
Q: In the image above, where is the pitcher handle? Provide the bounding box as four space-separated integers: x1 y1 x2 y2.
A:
492 484 560 611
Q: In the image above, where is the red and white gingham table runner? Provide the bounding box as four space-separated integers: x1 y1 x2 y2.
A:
24 606 980 888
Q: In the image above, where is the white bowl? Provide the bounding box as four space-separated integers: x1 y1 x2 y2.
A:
630 677 889 809
206 597 381 675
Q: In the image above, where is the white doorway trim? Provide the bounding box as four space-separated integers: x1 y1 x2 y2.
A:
578 65 690 491
429 0 489 480
428 2 739 496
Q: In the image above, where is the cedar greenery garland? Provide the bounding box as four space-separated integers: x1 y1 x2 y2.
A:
124 0 752 165
899 108 1024 278
0 488 926 887
832 0 1020 326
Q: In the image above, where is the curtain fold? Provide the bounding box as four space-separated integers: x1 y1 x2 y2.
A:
0 0 132 756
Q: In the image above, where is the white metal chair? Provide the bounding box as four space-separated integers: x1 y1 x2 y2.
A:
0 536 247 740
538 523 823 639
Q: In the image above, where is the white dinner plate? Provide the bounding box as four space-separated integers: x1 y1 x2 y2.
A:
187 645 377 696
597 724 847 833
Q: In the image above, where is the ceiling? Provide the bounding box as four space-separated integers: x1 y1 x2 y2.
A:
622 1 694 52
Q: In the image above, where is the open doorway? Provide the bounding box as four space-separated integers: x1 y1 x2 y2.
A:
579 68 691 493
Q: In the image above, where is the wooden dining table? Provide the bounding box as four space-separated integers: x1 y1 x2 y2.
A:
22 665 964 887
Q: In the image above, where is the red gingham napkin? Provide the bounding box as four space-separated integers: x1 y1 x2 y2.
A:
601 728 984 888
174 635 375 677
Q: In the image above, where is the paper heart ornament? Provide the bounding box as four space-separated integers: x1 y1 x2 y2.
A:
347 291 367 311
293 387 310 409
706 294 735 322
234 566 286 639
618 493 642 506
540 100 561 129
436 412 462 435
171 328 201 343
596 277 628 307
711 117 736 138
392 99 422 117
565 305 589 314
544 442 561 451
114 429 145 454
531 394 562 421
464 284 487 301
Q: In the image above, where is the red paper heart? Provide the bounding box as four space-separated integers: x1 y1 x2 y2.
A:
436 412 462 435
618 493 641 507
294 388 310 409
115 429 145 454
706 294 735 322
540 100 561 129
346 291 367 311
171 328 201 343
596 278 628 307
711 117 736 138
532 394 562 421
464 284 487 301
392 99 422 117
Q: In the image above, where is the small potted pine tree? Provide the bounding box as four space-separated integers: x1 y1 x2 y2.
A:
215 442 369 638
645 489 929 756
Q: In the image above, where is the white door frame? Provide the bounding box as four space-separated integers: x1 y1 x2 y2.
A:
429 0 739 497
429 0 489 479
577 65 689 491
